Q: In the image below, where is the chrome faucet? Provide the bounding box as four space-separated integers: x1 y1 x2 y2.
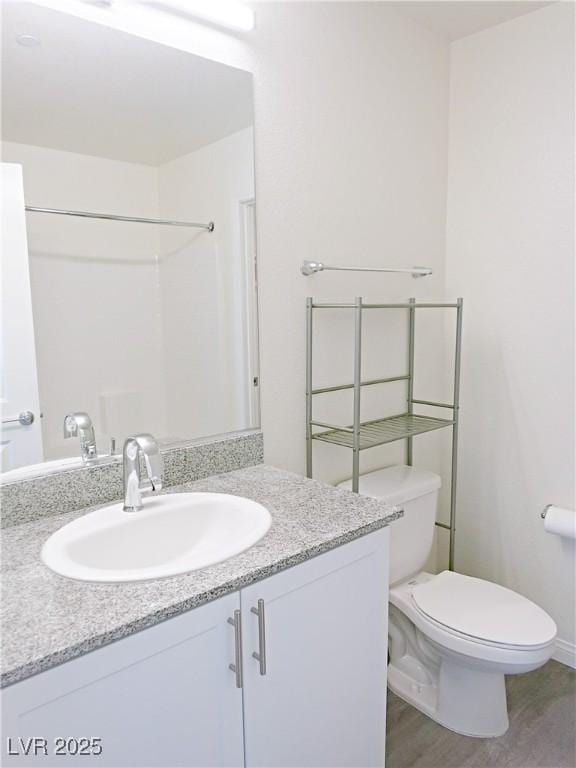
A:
122 433 163 512
63 412 98 463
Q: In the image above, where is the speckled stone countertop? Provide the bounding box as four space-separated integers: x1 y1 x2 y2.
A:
1 465 400 688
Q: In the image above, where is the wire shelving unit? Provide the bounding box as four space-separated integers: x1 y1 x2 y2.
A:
305 297 463 570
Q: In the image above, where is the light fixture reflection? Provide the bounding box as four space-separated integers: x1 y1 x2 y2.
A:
145 0 255 31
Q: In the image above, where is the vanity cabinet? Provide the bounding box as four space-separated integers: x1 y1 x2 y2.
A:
2 593 245 767
241 529 389 767
2 528 389 768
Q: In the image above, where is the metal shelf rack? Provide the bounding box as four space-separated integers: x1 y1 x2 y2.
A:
306 297 463 570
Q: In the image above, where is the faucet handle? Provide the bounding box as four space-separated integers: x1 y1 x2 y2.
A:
122 433 163 512
63 412 98 465
64 412 92 437
133 433 163 492
63 414 79 438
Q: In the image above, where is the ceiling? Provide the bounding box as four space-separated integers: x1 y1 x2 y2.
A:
1 1 254 166
1 1 555 165
389 1 555 41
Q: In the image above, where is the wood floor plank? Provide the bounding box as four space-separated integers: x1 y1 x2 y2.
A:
386 660 576 768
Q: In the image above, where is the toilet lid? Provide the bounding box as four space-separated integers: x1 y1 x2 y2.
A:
412 571 557 648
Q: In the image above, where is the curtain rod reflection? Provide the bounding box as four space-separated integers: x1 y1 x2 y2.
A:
25 206 215 232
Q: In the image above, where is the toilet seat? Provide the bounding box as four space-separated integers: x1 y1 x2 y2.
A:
390 572 557 667
411 571 557 650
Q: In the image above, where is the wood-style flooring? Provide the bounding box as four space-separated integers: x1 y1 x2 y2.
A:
386 660 576 768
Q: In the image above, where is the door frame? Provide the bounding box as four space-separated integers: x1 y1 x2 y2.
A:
239 197 261 428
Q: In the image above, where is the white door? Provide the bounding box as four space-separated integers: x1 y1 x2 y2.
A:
241 528 389 768
1 592 245 767
0 163 43 471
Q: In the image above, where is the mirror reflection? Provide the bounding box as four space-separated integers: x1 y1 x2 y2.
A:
1 2 259 478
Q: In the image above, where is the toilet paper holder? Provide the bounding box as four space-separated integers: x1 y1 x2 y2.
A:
540 504 574 519
540 503 576 540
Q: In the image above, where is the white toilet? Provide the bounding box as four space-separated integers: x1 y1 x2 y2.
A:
339 465 557 738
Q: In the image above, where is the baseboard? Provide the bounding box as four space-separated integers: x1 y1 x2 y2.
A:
553 638 576 669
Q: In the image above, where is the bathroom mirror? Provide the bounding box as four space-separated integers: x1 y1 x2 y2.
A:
0 2 259 478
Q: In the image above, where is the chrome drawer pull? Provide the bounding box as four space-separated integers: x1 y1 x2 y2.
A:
227 610 243 688
251 599 267 675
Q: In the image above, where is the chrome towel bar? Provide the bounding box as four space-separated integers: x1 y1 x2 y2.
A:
301 260 432 277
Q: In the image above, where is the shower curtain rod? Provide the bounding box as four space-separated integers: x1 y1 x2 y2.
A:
301 260 432 278
25 206 215 232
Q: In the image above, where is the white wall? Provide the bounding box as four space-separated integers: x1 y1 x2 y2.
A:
250 2 451 501
446 3 575 659
157 128 255 440
1 141 166 459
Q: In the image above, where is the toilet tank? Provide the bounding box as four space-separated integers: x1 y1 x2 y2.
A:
338 465 441 585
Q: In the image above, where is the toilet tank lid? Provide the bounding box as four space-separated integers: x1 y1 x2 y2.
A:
337 465 441 505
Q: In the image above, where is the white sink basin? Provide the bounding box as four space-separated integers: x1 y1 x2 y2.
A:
41 493 272 583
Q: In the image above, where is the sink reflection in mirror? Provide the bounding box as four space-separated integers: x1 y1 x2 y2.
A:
0 454 117 484
1 2 259 479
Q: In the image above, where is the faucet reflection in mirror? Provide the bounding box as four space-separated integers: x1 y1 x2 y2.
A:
123 433 163 512
63 412 98 465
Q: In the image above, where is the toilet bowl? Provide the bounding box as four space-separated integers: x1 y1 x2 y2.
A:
338 466 557 737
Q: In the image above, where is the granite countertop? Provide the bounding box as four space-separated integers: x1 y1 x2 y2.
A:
1 465 400 688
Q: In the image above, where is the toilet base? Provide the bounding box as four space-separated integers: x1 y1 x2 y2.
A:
387 572 556 738
388 657 509 738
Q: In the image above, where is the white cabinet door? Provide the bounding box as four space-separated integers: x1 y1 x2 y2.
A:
241 528 389 768
1 593 244 768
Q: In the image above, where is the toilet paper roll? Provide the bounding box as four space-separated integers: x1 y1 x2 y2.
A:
543 505 576 540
